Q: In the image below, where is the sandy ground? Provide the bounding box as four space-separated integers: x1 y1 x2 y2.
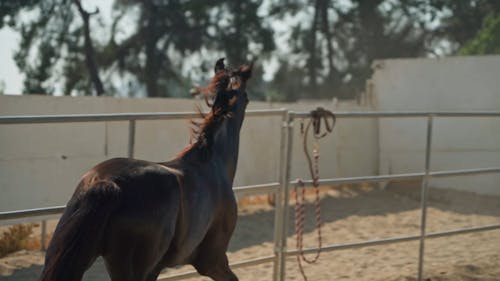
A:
1 184 500 280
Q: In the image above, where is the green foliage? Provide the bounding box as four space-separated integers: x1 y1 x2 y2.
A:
460 13 500 55
106 0 274 97
2 0 274 98
11 0 74 95
428 0 500 46
1 0 498 100
266 0 500 100
0 1 38 28
268 60 306 102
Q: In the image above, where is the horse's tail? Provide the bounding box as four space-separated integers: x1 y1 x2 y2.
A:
39 180 121 281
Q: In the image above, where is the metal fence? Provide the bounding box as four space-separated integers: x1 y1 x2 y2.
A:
1 110 500 281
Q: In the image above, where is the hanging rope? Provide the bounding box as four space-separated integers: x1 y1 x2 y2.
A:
295 107 336 281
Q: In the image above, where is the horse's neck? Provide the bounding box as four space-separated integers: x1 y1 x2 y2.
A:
174 109 244 183
213 115 243 182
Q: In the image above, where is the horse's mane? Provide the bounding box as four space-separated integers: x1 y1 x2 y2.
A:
176 65 238 159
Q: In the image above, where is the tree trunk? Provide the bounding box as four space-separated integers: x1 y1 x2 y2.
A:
319 0 340 87
73 0 104 96
307 0 321 96
144 1 161 97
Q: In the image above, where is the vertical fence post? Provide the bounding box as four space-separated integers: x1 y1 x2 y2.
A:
276 112 295 281
41 220 47 251
128 120 136 158
417 115 434 281
273 110 288 281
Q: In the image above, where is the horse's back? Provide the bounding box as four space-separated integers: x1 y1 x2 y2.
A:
78 158 184 279
83 157 184 229
46 158 182 280
81 157 182 186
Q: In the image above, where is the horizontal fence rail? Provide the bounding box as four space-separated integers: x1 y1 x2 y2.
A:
278 110 500 281
0 206 66 221
292 111 500 118
0 182 281 222
286 223 500 256
0 109 287 124
3 110 500 125
292 166 500 188
1 110 500 281
157 255 276 281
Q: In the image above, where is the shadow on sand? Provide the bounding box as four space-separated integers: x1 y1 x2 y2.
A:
229 182 500 252
0 257 109 281
2 184 499 281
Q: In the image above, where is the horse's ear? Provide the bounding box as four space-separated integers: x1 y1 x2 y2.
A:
214 58 225 74
239 62 253 82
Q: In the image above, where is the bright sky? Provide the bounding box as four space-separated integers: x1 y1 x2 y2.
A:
0 0 327 96
0 0 406 96
0 1 289 95
0 0 112 95
0 27 23 95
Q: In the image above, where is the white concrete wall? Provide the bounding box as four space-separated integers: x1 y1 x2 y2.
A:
0 95 377 211
3 55 497 212
372 55 500 195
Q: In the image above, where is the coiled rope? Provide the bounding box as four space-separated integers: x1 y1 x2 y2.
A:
295 107 336 281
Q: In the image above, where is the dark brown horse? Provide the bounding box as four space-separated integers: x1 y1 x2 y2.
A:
39 59 252 281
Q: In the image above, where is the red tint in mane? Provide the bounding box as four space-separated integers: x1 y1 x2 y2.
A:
177 62 251 159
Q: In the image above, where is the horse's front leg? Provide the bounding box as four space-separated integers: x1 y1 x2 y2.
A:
144 266 163 281
192 216 238 281
193 252 238 281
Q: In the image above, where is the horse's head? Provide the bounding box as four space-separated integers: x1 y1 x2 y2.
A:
187 58 253 151
195 58 253 117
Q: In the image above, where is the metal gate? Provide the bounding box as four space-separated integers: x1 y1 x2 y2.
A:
1 110 500 281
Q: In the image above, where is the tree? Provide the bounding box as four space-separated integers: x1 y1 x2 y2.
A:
3 0 106 95
0 1 38 29
2 0 274 98
269 0 432 100
73 0 105 96
429 0 500 51
267 0 500 101
460 13 500 55
106 0 274 98
1 0 497 99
